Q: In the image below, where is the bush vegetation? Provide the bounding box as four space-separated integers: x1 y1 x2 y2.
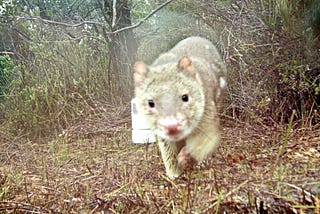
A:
0 0 319 140
0 55 17 99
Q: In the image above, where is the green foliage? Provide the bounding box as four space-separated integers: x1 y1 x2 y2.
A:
0 0 137 139
257 0 320 123
132 0 154 21
0 0 15 22
180 0 320 125
17 0 105 22
1 34 127 139
0 55 18 98
306 0 320 36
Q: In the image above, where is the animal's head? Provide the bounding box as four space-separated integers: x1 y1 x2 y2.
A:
133 56 205 141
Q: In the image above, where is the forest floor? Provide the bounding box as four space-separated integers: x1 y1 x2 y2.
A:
0 106 320 213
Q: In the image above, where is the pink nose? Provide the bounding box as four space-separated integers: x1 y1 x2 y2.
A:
158 117 180 136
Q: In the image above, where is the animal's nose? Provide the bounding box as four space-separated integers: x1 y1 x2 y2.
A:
158 117 181 136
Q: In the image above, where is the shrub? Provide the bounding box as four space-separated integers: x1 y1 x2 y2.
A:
0 55 18 99
1 35 128 139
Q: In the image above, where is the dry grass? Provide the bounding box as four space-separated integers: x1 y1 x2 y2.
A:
0 1 319 213
1 106 319 213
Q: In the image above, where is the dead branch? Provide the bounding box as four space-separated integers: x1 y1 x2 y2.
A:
111 0 117 29
15 0 174 35
15 16 104 27
109 0 174 34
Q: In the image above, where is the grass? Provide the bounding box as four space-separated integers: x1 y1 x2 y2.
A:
0 1 319 212
1 112 319 213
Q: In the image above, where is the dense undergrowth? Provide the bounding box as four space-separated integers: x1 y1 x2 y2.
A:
0 0 319 140
0 40 131 140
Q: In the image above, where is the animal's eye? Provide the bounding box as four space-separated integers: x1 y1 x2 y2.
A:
148 99 155 108
181 94 189 102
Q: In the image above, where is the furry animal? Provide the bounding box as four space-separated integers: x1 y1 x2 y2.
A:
133 36 227 178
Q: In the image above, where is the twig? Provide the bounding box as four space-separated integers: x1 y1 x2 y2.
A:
16 16 104 27
15 0 174 35
71 175 103 185
0 51 15 55
111 0 117 29
108 0 174 34
280 182 317 201
160 174 179 189
103 182 131 198
205 179 249 211
0 201 50 213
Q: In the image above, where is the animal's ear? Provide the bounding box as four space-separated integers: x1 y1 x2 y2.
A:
134 61 149 87
177 56 195 76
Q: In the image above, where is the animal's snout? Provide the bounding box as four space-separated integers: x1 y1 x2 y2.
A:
158 117 181 136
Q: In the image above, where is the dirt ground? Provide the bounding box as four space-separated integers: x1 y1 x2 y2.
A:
0 115 319 213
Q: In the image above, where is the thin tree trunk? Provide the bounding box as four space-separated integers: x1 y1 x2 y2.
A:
105 0 138 101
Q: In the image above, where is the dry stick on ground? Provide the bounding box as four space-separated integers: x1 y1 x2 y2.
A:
280 182 318 202
0 201 51 213
205 179 249 212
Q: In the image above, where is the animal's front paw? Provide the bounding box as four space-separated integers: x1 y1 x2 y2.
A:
177 147 197 170
166 167 183 179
